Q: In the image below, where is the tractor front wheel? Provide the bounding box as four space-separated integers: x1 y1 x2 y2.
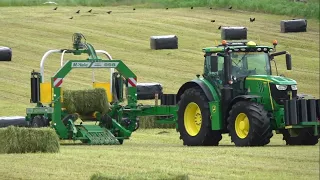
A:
282 128 319 145
227 101 273 146
177 87 222 146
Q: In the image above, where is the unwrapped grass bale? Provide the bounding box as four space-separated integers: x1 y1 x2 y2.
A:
280 19 307 33
150 35 178 50
221 27 247 40
0 126 60 154
63 88 110 116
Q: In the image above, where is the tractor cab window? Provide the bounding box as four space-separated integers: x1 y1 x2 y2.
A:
230 52 271 78
216 52 271 81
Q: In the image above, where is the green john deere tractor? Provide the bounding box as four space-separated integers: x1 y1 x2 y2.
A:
24 33 319 147
176 39 320 146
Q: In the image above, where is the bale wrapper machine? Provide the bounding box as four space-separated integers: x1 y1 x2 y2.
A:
26 33 177 145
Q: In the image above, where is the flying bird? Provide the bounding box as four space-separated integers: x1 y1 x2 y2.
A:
53 7 58 10
107 11 112 14
76 10 80 14
211 20 215 22
218 26 221 30
250 17 255 22
133 8 136 10
228 6 232 9
88 9 92 13
69 16 73 19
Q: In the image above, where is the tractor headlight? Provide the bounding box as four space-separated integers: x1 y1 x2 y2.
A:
276 85 287 90
291 85 298 90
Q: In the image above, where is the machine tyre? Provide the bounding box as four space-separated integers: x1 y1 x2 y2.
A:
227 101 273 146
177 87 222 146
31 115 46 127
282 128 319 145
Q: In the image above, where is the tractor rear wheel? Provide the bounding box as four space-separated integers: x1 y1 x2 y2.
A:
227 101 273 146
282 128 319 145
177 87 222 146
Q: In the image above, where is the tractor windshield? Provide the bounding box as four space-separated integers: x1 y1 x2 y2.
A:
229 52 271 78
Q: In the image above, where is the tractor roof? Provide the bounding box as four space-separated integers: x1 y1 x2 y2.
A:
202 40 274 53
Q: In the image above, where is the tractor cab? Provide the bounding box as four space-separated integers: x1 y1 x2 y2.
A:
202 39 292 86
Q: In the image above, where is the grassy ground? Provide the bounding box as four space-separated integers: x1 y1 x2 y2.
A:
0 6 318 116
0 129 319 180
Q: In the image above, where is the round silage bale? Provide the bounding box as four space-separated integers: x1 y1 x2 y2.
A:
150 35 178 50
221 27 247 40
0 46 12 61
280 19 307 33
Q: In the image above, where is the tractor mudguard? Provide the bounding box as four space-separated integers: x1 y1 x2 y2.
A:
176 79 215 102
225 95 262 120
231 95 261 104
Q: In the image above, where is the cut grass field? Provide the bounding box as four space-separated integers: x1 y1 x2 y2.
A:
0 129 319 180
0 6 319 116
0 6 319 180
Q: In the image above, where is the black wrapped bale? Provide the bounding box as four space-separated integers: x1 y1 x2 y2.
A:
62 88 110 116
137 83 163 100
150 35 178 50
0 46 12 61
221 27 247 40
280 19 307 33
0 116 28 128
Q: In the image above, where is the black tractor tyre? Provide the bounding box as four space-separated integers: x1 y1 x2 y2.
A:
282 128 319 145
177 87 222 146
30 115 46 128
227 101 273 146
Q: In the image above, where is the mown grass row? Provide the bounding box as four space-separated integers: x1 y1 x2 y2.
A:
0 0 319 20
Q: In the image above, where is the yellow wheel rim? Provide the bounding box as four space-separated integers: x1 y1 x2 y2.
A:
184 102 202 136
235 113 250 139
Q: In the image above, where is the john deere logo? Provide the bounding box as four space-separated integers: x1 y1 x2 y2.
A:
212 105 216 113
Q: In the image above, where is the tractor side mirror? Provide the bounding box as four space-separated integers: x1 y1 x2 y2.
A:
285 54 292 70
210 56 218 72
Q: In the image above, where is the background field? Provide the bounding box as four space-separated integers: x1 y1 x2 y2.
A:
0 0 319 19
0 2 319 180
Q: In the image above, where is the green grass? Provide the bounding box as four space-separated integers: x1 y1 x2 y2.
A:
0 0 319 20
0 129 319 180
